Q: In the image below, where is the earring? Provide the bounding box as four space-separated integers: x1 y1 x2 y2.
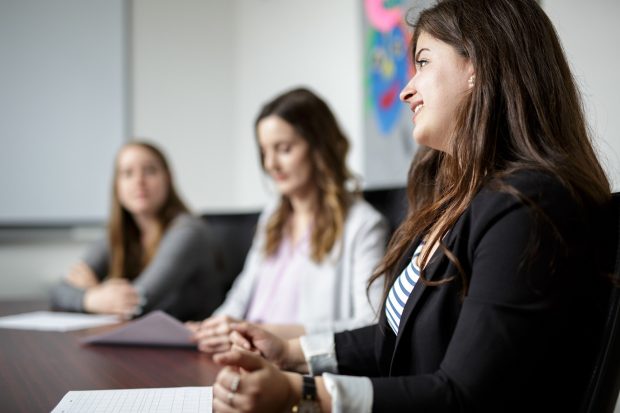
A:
468 75 476 88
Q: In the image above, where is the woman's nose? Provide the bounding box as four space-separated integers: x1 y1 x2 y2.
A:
135 171 147 185
399 77 416 102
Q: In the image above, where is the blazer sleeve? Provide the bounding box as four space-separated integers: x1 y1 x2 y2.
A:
334 324 384 377
305 203 388 333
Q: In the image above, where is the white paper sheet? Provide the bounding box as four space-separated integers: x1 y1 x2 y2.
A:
0 311 119 332
81 310 195 347
51 386 212 413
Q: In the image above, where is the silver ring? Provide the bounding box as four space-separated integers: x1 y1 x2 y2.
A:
230 375 240 393
227 391 234 406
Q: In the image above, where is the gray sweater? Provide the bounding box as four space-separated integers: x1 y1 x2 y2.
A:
50 214 222 321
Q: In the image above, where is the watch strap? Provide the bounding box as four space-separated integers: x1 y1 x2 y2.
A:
303 375 317 401
291 375 320 413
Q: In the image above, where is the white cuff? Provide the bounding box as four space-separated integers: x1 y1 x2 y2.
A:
304 321 332 335
300 333 338 375
323 373 373 413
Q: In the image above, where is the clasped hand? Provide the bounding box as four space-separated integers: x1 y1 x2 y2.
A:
187 315 242 354
210 323 300 412
82 278 140 318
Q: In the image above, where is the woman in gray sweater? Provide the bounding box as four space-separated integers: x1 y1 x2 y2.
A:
51 141 220 321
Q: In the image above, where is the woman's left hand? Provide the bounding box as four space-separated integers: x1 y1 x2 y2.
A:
192 315 241 354
212 349 301 413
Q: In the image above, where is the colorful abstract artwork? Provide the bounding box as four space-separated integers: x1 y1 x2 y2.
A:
362 0 433 187
365 0 412 136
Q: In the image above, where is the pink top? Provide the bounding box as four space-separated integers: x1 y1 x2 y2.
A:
245 229 310 324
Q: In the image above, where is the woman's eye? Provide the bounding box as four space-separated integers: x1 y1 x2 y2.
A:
144 165 158 175
415 59 428 69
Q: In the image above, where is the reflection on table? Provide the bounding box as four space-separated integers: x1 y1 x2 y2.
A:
0 300 219 413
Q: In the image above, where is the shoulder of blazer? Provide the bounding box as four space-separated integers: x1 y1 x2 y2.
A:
472 170 574 210
467 170 581 232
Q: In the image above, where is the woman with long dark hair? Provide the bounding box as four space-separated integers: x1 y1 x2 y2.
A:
208 1 613 411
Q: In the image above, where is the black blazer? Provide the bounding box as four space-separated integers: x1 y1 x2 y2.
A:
333 171 612 412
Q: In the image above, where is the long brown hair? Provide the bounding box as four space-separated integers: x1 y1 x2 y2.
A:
369 0 610 297
255 87 355 262
108 141 189 279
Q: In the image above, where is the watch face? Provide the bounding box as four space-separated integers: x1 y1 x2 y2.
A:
298 401 321 413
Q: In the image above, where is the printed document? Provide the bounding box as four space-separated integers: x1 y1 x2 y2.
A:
51 386 212 413
0 311 119 332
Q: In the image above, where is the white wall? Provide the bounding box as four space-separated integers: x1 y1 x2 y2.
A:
544 0 620 190
131 0 236 211
131 0 364 212
230 0 364 208
0 240 91 299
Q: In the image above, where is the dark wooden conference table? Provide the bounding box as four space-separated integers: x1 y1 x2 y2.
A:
0 300 220 412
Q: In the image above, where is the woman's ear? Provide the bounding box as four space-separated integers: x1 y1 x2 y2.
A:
466 61 475 89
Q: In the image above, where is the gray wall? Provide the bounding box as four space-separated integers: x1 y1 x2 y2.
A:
0 0 126 224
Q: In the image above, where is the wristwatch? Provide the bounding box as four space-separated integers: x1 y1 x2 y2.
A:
291 375 321 413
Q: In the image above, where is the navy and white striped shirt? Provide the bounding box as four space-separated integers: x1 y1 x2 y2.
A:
385 242 424 335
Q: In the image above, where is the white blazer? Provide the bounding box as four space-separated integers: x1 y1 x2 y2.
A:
214 197 389 334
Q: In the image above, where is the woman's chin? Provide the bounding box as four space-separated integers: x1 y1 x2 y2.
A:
125 205 159 218
412 131 426 146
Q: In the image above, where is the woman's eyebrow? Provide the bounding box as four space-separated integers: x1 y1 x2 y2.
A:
415 47 429 60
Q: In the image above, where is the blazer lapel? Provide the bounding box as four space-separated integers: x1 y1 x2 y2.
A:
389 230 458 372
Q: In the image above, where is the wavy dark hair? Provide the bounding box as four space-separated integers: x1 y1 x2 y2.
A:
369 0 610 298
108 141 189 279
255 87 355 262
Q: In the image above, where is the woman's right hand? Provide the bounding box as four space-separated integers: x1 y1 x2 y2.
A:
83 278 139 318
212 350 301 413
65 262 99 289
229 322 291 369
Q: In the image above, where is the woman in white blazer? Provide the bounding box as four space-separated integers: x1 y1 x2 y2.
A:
188 87 388 354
